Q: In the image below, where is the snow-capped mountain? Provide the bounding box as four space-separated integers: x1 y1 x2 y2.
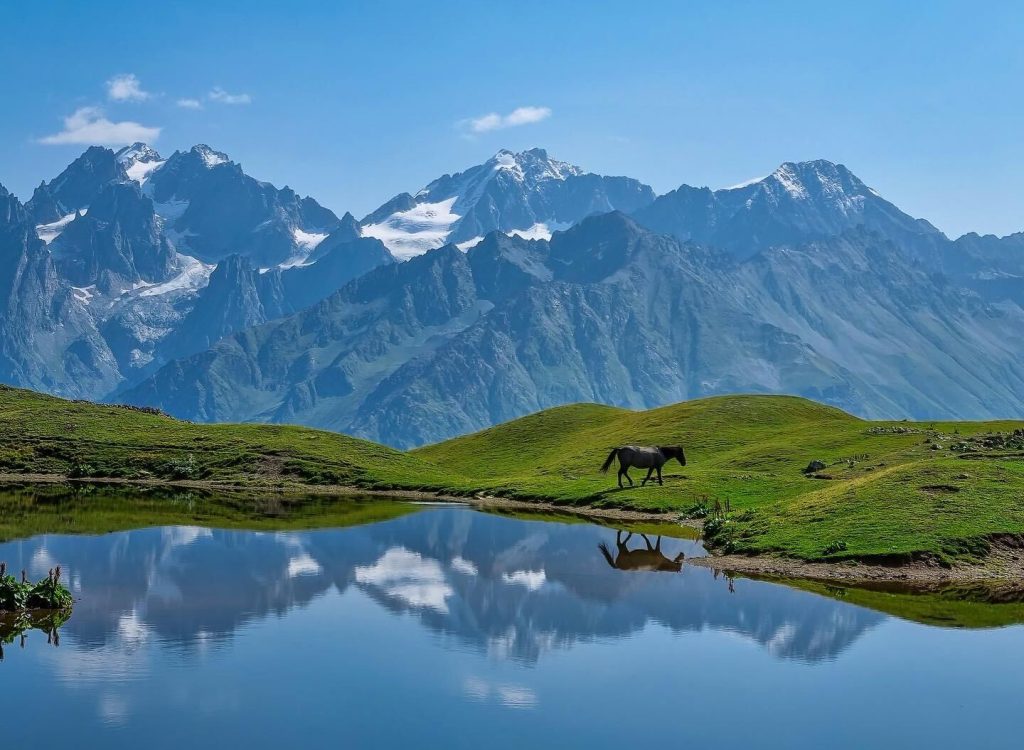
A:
0 144 396 399
123 211 1024 447
633 159 945 260
5 145 1024 445
361 148 655 259
144 144 341 268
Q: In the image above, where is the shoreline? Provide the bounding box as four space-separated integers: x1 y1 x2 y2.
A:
687 541 1024 586
3 473 1022 587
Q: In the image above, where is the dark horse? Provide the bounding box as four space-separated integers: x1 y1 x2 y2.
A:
600 445 686 488
598 530 685 572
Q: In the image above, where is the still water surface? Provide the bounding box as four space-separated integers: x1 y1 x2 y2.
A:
1 500 1021 748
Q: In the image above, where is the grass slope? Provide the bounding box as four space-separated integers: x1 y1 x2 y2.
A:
0 385 456 491
3 384 1023 566
416 395 1024 563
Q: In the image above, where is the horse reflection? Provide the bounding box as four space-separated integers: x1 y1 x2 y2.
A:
598 531 685 572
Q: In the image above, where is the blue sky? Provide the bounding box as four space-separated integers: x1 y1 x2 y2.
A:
2 0 1021 237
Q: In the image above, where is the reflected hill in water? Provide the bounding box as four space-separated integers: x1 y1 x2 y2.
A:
0 500 887 663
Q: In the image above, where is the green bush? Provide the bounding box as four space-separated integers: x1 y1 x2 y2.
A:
823 540 848 555
0 562 72 612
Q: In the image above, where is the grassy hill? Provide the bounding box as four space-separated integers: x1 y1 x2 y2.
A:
2 384 1023 567
416 395 1024 563
0 385 455 491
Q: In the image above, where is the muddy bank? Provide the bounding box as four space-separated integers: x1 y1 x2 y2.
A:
689 539 1024 585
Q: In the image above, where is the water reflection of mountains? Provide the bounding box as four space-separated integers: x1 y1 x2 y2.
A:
0 508 883 663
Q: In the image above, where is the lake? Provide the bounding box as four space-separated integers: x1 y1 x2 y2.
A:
1 490 1021 749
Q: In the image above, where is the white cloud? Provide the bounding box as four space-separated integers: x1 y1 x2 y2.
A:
107 73 151 102
176 98 202 109
464 106 551 134
38 107 161 146
208 86 252 105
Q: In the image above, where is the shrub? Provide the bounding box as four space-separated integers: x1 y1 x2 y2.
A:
2 563 73 612
25 567 73 610
68 461 96 478
823 540 848 555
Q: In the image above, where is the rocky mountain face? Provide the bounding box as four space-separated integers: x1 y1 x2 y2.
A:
26 146 127 225
122 211 1024 447
0 144 396 399
360 148 656 259
146 144 342 268
0 184 117 397
49 181 177 291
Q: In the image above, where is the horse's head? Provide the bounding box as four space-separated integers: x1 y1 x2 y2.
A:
663 446 686 466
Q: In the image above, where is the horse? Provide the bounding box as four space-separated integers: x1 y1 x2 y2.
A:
598 531 685 572
600 445 686 488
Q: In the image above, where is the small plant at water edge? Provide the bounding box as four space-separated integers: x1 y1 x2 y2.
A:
0 563 73 612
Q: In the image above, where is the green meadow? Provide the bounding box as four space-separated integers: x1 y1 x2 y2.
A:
2 384 1023 565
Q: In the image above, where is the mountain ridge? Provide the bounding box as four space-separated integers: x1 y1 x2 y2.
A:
3 145 1024 447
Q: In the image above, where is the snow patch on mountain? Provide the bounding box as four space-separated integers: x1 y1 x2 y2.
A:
115 143 165 185
768 164 811 200
136 254 213 298
36 209 86 244
508 221 569 242
724 175 769 190
71 285 95 305
363 197 460 260
125 159 165 185
279 227 329 268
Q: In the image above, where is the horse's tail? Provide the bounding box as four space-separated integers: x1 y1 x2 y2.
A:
600 448 619 473
597 542 617 568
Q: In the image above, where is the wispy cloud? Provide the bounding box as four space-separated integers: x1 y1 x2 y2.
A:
208 86 252 105
463 106 552 134
176 98 203 110
107 73 151 102
38 106 161 146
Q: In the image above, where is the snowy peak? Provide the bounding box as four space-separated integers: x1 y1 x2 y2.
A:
485 147 584 183
363 148 654 260
115 142 165 185
723 160 867 203
765 160 866 204
190 144 231 168
634 158 944 260
115 142 163 167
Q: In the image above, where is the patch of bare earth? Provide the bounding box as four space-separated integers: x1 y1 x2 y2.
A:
690 535 1024 585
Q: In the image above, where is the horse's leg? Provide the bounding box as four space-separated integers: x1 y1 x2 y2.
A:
657 465 663 486
641 533 654 550
617 467 625 488
624 468 633 486
642 467 654 486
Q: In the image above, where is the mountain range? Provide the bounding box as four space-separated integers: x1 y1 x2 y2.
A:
2 144 1022 446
